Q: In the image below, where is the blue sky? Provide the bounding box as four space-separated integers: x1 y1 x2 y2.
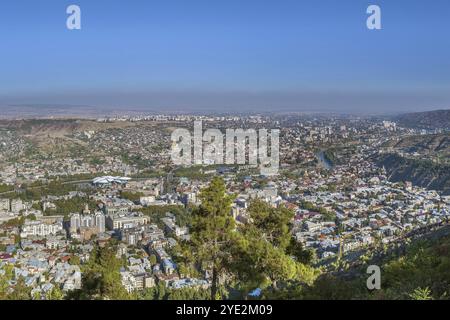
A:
1 0 450 113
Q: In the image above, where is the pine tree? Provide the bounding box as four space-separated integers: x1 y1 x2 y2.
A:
47 286 64 300
228 200 319 296
190 177 235 300
76 244 130 300
229 225 318 295
247 199 293 250
9 277 32 300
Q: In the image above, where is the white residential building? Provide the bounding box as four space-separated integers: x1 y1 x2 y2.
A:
20 220 63 238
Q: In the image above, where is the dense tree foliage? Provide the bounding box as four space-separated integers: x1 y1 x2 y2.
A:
120 191 144 202
190 177 236 300
228 200 319 297
67 244 130 300
286 237 317 265
46 197 97 217
247 200 292 250
263 235 450 300
0 216 25 228
139 205 191 227
0 184 14 193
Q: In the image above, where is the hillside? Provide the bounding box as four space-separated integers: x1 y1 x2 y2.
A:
394 109 450 130
382 134 450 164
386 134 449 152
0 119 136 136
375 153 450 195
263 228 450 300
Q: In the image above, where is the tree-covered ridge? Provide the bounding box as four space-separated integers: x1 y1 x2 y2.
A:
394 110 450 131
375 153 450 195
263 233 450 300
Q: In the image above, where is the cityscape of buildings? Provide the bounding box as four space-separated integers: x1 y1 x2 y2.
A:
1 112 449 299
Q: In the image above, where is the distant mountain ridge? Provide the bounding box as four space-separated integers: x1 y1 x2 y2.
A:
382 134 450 155
394 109 450 130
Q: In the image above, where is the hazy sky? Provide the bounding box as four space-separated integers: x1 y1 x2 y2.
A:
1 0 450 114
